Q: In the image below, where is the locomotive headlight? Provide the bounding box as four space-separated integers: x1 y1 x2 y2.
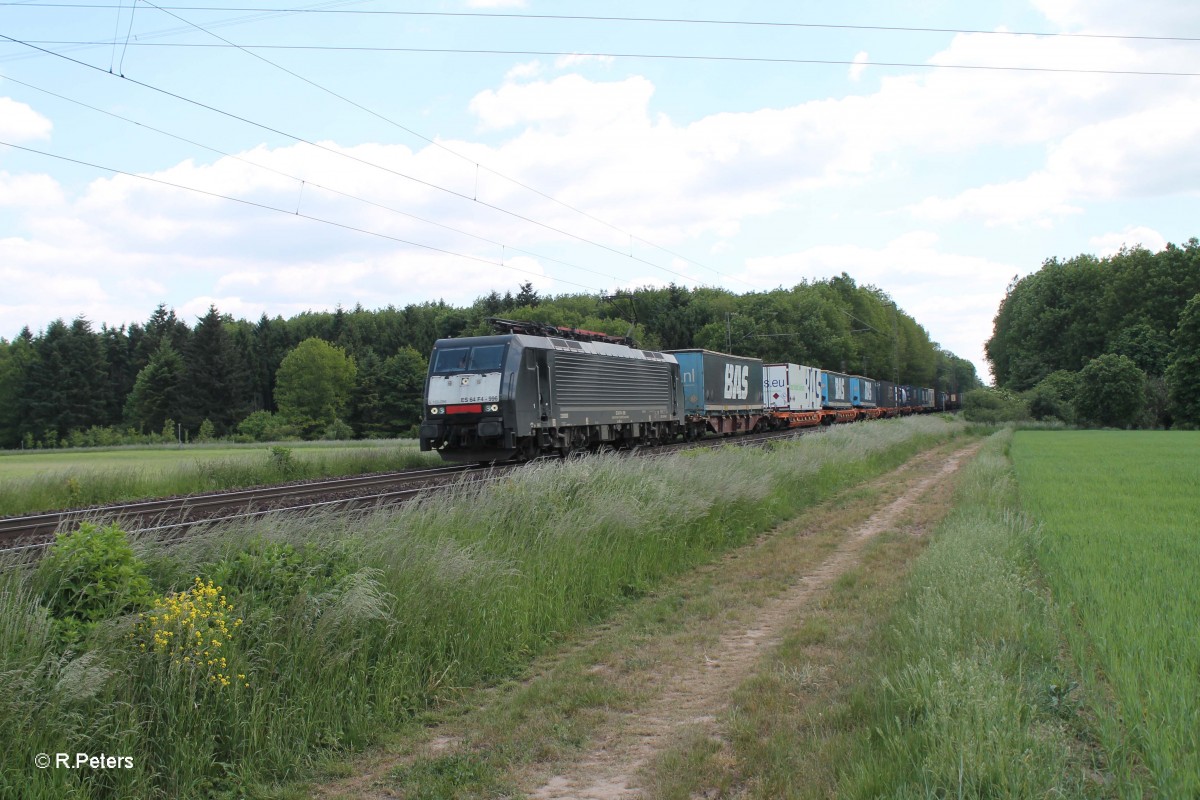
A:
486 404 500 412
429 406 442 415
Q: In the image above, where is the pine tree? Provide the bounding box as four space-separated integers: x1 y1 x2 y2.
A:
181 306 251 435
125 340 185 433
101 324 137 427
0 336 34 448
21 318 109 442
135 304 191 372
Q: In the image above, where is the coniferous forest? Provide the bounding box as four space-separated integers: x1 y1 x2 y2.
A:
0 275 980 449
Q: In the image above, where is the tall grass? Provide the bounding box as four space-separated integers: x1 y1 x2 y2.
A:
0 442 441 517
805 431 1089 798
1013 430 1200 797
1 416 962 799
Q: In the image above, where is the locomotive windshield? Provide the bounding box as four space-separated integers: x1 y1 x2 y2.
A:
432 344 506 374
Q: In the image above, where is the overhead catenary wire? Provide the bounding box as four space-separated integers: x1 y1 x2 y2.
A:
0 71 625 284
0 31 715 289
116 0 137 74
132 0 756 291
0 138 606 294
4 5 1200 44
25 40 1199 78
106 0 123 72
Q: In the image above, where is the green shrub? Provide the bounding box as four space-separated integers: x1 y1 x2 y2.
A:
1024 370 1080 423
962 388 1030 423
267 446 300 479
209 538 351 608
197 418 216 443
1075 353 1146 428
321 417 354 441
35 523 153 644
237 410 300 442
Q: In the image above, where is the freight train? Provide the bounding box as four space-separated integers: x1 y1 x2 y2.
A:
419 318 958 463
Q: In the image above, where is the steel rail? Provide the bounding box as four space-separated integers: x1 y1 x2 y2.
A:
0 423 840 555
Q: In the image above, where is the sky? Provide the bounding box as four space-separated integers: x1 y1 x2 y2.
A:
1 0 1198 382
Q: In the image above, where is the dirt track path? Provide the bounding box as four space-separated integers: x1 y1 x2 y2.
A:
524 441 982 800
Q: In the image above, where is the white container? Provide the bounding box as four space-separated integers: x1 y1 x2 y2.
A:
764 363 822 412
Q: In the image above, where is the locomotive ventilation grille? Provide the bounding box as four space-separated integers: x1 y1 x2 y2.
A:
551 354 673 407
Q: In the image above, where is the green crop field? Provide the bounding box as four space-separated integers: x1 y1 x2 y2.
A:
0 440 441 516
1013 430 1200 796
0 440 427 480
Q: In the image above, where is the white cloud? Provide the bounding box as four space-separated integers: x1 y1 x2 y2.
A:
555 53 615 69
0 172 62 207
470 74 657 133
505 60 543 81
740 232 1020 380
0 97 52 141
1033 0 1200 34
4 8 1197 364
1089 226 1168 257
909 97 1200 226
848 51 869 82
908 173 1081 227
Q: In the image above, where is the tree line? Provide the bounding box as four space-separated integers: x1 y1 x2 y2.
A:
0 275 980 449
982 238 1200 428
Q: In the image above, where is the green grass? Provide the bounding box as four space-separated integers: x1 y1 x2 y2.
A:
1013 430 1200 797
0 440 441 516
0 415 964 800
0 439 423 479
662 430 1106 799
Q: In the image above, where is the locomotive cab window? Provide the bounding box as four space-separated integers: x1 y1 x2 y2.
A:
432 345 507 374
469 345 506 372
433 347 470 373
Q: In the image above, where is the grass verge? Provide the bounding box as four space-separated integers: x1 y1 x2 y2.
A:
0 440 441 516
652 429 1113 799
1 416 962 799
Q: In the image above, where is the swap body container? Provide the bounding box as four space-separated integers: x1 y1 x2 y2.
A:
878 380 898 409
820 370 853 409
666 349 765 415
764 363 822 412
848 375 878 408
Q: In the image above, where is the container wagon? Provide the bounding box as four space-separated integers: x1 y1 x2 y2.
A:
764 363 824 427
820 370 858 423
665 349 765 436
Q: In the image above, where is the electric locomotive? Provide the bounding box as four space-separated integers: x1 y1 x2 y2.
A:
419 319 684 463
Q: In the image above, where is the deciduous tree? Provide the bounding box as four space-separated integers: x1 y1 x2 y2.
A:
274 338 357 438
1075 353 1146 428
1166 293 1200 427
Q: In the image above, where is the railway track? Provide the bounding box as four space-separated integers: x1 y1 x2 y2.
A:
0 464 485 549
0 425 823 554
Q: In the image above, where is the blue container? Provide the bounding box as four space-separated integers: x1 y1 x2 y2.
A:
848 375 878 408
820 370 853 409
666 349 765 415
